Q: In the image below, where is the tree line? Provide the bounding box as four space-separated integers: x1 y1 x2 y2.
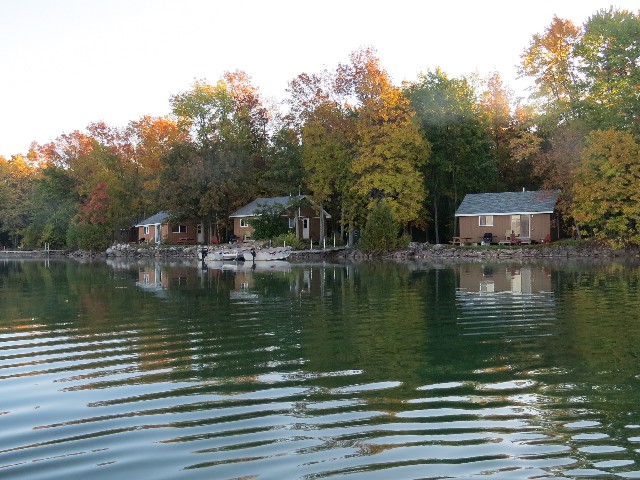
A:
1 7 639 250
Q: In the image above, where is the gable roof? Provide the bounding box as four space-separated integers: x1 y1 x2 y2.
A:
455 190 559 217
135 211 169 227
230 195 331 218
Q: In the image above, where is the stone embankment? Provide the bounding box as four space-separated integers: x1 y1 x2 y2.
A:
71 243 201 259
64 242 640 262
336 243 640 262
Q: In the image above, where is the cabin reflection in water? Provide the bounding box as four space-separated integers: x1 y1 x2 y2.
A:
136 264 193 296
458 264 552 294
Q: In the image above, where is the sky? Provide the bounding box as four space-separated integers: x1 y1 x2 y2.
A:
1 0 638 158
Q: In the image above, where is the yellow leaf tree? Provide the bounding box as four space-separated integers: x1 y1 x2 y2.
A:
572 128 640 246
347 49 430 229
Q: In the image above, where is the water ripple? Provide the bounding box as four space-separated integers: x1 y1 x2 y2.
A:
3 261 640 479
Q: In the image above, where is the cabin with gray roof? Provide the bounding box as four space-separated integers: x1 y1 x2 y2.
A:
229 195 331 242
135 211 201 245
455 190 559 245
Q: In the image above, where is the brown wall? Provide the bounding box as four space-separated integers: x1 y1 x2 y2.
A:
138 220 199 244
458 213 553 244
233 217 253 240
138 225 160 244
232 206 329 242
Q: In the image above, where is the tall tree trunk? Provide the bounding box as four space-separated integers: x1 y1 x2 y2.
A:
348 219 354 246
340 203 345 244
434 195 440 244
319 200 325 246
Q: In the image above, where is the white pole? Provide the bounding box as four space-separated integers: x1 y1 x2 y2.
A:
310 240 313 250
323 238 326 249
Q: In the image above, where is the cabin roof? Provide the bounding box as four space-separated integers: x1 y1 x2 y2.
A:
455 190 559 217
135 211 169 226
230 195 331 218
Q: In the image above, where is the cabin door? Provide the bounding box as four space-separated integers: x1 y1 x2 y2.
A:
154 224 161 244
302 218 310 240
510 215 531 238
197 224 204 244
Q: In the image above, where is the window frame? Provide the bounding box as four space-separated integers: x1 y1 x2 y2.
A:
240 218 249 228
171 225 187 234
478 215 494 227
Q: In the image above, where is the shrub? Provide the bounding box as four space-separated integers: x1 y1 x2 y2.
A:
248 203 289 240
67 222 110 251
274 231 303 249
358 199 403 253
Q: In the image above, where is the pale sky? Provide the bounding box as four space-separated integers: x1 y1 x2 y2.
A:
1 0 638 158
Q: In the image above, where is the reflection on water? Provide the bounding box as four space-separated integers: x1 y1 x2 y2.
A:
2 258 640 479
458 264 552 294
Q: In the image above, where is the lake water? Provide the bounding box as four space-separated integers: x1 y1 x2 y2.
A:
2 257 640 479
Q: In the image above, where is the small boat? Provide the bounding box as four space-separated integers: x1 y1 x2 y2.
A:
203 251 223 261
203 248 245 262
222 249 245 261
243 246 291 262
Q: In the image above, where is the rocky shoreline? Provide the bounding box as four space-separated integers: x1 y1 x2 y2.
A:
5 242 636 262
348 243 640 261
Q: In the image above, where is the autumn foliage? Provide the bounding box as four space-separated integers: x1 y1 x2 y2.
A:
1 7 640 250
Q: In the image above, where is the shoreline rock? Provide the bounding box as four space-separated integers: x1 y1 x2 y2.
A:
50 242 640 263
333 243 640 262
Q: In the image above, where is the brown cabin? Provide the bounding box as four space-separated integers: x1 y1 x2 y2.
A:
135 211 201 245
229 196 331 242
454 190 559 245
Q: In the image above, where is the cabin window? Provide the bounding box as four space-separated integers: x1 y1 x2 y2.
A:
240 219 249 228
143 226 149 235
288 217 295 229
171 225 187 233
479 215 493 226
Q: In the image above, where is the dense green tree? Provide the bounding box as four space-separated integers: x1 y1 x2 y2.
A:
22 166 78 248
260 127 306 196
159 143 211 220
575 8 640 134
406 69 495 242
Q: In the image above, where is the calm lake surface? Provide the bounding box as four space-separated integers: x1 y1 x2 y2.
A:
2 257 640 479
